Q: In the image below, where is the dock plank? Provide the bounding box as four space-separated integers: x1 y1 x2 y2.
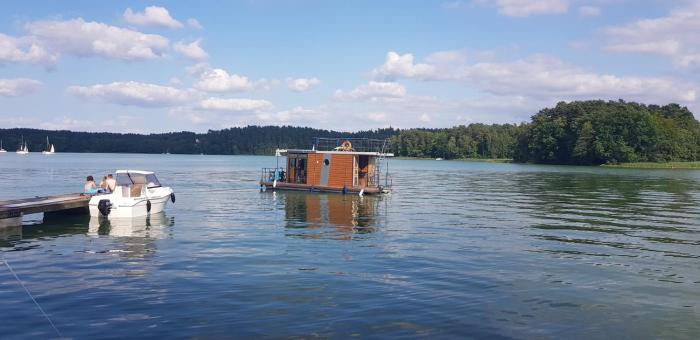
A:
0 193 91 216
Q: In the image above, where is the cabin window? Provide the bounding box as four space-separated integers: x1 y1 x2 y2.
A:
145 174 161 188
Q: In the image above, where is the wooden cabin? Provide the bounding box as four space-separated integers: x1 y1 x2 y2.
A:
260 138 393 194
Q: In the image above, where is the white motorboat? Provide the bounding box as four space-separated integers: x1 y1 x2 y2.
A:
42 136 55 155
89 170 175 219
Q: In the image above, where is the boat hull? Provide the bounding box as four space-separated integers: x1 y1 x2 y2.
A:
260 181 388 194
88 188 173 218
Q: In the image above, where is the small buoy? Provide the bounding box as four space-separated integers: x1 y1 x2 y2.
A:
359 189 364 197
273 179 277 188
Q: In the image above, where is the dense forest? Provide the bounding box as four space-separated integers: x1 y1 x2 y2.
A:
513 100 700 165
0 126 396 155
388 124 520 159
2 100 699 165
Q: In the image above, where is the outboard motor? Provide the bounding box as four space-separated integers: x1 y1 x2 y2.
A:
146 200 152 212
97 199 112 216
170 193 176 203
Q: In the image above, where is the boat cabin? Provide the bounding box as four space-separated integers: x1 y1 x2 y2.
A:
115 170 162 198
260 138 393 194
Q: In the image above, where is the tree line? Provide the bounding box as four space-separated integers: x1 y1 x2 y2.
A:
0 126 396 155
2 100 698 165
513 100 700 164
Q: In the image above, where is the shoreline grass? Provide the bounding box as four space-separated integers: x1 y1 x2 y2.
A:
601 162 700 169
393 157 512 163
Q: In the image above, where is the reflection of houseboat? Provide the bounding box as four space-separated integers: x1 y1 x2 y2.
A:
260 138 393 194
279 192 382 240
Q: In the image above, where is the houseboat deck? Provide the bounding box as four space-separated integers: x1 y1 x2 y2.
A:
260 138 393 195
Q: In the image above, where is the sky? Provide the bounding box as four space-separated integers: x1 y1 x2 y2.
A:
0 0 699 133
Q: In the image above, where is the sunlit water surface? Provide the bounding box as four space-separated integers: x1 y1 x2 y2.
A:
1 153 699 339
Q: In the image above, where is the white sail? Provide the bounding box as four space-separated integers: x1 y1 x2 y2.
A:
43 136 55 154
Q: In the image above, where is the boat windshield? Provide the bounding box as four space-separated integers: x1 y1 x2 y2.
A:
115 172 161 188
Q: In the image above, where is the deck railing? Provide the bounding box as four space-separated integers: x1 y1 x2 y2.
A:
260 167 285 183
312 138 390 153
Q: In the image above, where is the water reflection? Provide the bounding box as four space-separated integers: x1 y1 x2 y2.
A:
277 192 385 240
0 213 90 248
86 212 174 259
88 212 174 238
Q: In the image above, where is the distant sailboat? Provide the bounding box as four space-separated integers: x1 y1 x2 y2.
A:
16 136 28 155
42 136 55 155
0 139 7 153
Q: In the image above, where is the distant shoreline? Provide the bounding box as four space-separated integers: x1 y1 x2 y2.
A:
601 162 700 169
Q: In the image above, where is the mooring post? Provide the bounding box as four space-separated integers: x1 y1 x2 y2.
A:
0 209 23 228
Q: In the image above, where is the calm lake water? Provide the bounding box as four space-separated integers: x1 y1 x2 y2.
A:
1 153 699 339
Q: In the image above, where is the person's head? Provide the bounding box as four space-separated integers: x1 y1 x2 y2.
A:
102 176 107 180
86 175 94 182
107 174 113 179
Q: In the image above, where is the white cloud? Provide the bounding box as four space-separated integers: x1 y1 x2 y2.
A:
256 106 325 124
367 112 387 122
26 18 169 61
174 40 208 61
38 116 96 131
189 64 253 92
370 51 697 103
371 52 437 80
286 77 320 92
187 18 203 29
123 6 183 29
0 78 42 97
67 81 195 107
578 6 601 17
199 97 272 111
0 33 56 66
36 115 146 133
419 113 432 122
187 18 204 30
254 78 281 91
604 1 700 69
334 81 407 101
474 0 569 17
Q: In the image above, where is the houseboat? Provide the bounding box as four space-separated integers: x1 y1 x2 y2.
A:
260 138 393 195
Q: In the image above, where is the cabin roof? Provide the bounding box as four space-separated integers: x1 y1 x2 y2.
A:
278 149 394 157
116 170 155 175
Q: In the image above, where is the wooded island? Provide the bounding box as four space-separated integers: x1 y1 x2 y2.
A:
2 100 699 166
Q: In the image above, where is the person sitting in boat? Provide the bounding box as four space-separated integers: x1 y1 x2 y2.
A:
99 176 108 190
84 176 99 194
105 174 117 192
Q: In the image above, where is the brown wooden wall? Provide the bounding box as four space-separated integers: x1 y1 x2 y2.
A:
328 154 354 188
306 153 322 186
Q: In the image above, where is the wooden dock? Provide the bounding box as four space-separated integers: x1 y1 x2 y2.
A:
0 194 90 227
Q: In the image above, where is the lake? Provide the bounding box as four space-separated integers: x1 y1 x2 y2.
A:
1 153 699 339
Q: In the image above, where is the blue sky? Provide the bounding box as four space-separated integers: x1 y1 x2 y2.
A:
0 0 698 132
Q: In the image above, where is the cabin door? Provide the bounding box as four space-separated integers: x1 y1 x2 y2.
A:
358 155 369 187
352 156 359 187
287 154 307 184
